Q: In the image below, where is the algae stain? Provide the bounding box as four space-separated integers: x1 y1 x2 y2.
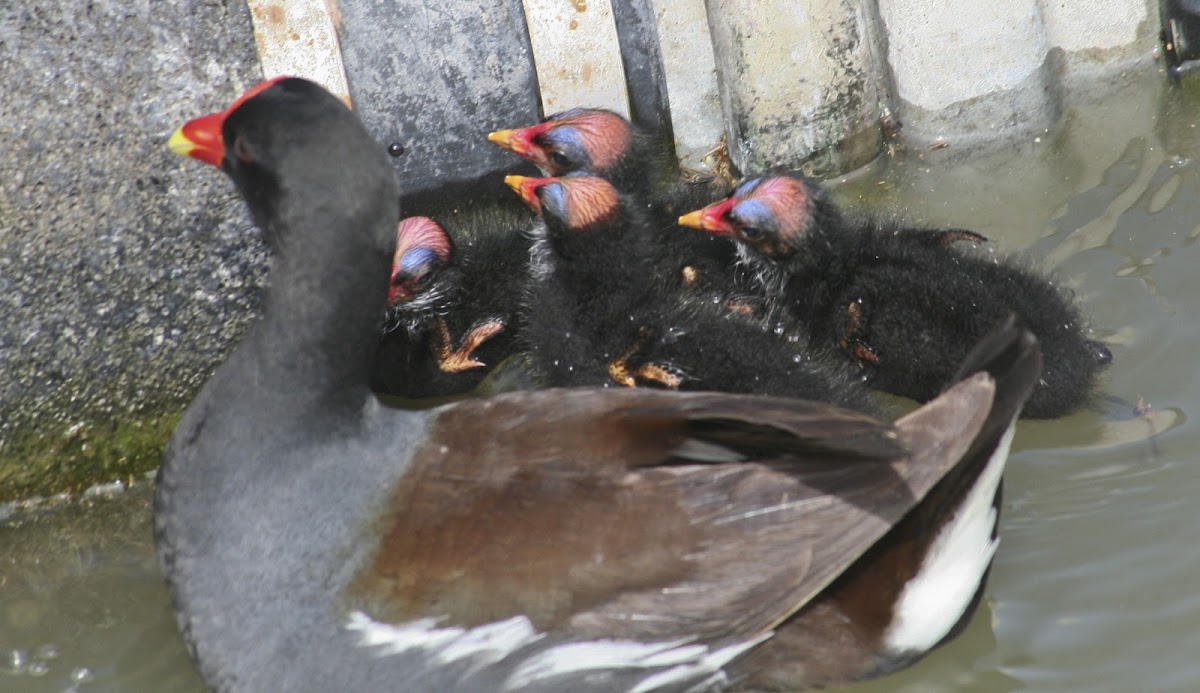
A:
0 411 182 503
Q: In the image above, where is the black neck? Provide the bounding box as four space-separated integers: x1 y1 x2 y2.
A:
252 198 395 421
550 204 656 293
606 128 674 200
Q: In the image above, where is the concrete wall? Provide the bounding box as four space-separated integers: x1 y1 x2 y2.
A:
705 0 884 176
507 0 1161 172
876 0 1158 148
0 0 1166 498
0 2 262 462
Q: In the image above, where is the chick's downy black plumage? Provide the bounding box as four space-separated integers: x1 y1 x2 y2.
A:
679 174 1112 418
371 211 529 398
507 173 878 413
488 108 749 302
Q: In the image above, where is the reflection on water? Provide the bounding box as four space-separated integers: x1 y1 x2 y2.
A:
5 69 1200 691
0 485 204 693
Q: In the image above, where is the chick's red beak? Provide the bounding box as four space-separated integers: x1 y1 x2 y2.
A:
387 275 414 305
168 76 289 167
678 198 738 237
487 127 536 158
504 175 546 213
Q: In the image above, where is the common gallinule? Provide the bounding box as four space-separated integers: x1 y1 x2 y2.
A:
505 172 876 412
488 109 746 301
159 77 1042 692
679 174 1110 419
373 214 525 398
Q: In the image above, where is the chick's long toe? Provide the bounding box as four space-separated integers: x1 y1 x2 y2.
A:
434 317 506 373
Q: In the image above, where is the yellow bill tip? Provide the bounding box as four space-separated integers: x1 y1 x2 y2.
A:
488 129 515 146
168 126 196 158
677 210 704 229
504 174 532 192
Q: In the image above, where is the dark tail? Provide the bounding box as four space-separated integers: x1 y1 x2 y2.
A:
950 313 1043 455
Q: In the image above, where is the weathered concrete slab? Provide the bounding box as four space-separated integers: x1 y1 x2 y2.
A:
878 0 1156 146
523 0 630 117
651 0 725 170
879 0 1057 147
335 0 541 200
1043 0 1151 57
245 0 351 106
0 1 264 497
705 0 883 177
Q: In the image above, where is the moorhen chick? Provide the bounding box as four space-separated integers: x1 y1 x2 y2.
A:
506 172 877 413
159 77 1042 692
373 214 527 398
679 174 1112 418
488 108 747 301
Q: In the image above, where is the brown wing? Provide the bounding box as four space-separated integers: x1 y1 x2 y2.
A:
351 379 993 645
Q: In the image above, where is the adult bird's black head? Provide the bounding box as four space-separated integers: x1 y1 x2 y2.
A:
166 76 400 420
171 77 397 260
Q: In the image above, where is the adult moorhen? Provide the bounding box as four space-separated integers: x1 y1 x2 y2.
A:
158 77 1042 692
680 174 1111 419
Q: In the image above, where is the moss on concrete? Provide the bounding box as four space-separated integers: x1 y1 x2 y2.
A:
0 409 181 503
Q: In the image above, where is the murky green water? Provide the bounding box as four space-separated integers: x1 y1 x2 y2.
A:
4 69 1200 691
0 484 205 692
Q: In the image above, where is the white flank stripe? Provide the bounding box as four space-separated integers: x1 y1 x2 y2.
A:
506 638 687 687
346 612 543 665
672 438 746 463
434 618 547 667
883 422 1017 653
348 616 770 689
505 632 767 691
629 634 772 693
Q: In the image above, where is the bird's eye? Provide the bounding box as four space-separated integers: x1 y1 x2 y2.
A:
233 137 254 164
549 151 571 168
739 226 762 239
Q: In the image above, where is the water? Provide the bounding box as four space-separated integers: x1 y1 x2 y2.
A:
4 69 1200 691
0 485 205 692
